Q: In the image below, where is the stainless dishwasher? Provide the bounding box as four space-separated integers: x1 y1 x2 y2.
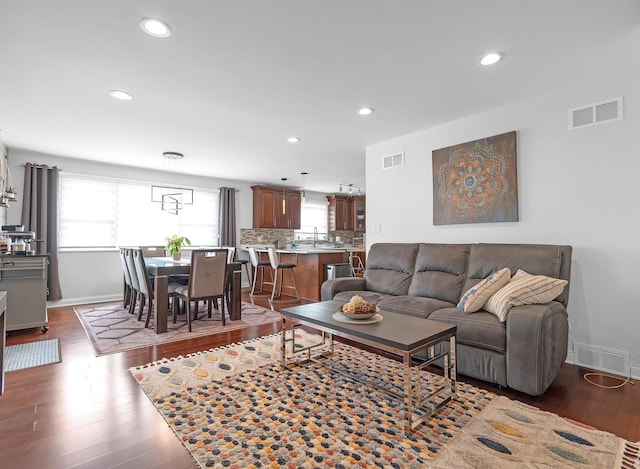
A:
0 255 48 332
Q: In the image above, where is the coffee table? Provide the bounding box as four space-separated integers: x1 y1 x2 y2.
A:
280 299 457 434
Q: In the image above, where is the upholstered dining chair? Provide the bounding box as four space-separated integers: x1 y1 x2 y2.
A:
124 248 142 316
173 249 228 332
119 248 134 309
139 245 166 257
132 248 181 328
267 247 299 303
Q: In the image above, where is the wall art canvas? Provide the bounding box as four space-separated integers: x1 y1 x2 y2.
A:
432 131 518 225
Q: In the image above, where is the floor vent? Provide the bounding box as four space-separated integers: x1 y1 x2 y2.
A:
573 342 630 376
382 152 404 169
568 96 623 130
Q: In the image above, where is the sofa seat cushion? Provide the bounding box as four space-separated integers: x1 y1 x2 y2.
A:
333 290 392 305
377 296 455 319
429 307 506 353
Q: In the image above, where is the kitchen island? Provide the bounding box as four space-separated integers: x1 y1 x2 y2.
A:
242 246 354 301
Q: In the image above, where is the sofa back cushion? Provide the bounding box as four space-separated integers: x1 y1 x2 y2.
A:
408 243 471 304
364 243 419 295
464 243 572 306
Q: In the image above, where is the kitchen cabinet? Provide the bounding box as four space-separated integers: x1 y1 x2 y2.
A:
327 194 355 231
252 185 301 229
353 196 366 232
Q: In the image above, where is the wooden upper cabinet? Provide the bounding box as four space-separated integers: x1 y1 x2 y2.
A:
327 194 355 231
353 196 366 232
252 185 301 229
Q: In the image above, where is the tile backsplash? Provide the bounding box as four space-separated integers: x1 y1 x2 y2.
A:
240 228 364 247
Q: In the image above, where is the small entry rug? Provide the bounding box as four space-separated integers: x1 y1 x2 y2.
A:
4 339 61 371
75 301 281 356
131 332 639 468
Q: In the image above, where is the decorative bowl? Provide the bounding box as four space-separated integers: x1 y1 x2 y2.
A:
339 305 379 321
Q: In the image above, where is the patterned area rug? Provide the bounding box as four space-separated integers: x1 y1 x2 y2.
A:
4 339 61 371
75 301 281 356
131 332 639 468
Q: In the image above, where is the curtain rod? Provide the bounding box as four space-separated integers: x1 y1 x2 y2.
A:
218 187 239 191
20 163 63 171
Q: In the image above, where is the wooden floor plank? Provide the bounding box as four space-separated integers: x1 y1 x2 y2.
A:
0 293 637 468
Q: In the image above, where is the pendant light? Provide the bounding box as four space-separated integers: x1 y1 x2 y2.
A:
281 177 287 214
300 172 307 206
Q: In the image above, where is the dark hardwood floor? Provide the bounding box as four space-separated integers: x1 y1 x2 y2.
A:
1 294 638 468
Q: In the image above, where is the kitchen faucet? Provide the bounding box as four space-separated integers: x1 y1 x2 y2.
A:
313 227 318 247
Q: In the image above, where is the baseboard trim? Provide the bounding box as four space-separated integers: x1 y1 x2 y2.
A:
47 294 122 308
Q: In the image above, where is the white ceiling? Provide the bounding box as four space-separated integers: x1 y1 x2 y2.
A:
1 1 638 193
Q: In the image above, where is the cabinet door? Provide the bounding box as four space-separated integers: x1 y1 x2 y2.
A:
252 187 277 228
353 196 365 232
286 191 301 229
274 190 301 228
335 197 354 230
327 194 355 231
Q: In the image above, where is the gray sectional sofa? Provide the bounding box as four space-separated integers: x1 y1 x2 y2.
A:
321 243 572 396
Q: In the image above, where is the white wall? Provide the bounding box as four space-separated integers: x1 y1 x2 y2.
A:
366 64 640 378
6 149 256 306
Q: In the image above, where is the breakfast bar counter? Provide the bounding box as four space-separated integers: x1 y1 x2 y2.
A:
242 246 348 301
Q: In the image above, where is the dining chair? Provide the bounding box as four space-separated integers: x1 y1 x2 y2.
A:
140 245 166 257
119 248 134 308
267 247 299 303
173 249 228 332
248 247 273 297
132 248 181 328
125 248 142 316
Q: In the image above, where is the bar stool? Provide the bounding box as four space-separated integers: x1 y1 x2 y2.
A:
248 247 273 297
349 250 365 277
267 247 299 303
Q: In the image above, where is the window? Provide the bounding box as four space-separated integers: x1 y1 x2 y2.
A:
297 197 328 239
60 174 219 248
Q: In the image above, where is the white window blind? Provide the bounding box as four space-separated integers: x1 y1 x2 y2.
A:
60 174 219 248
299 199 328 234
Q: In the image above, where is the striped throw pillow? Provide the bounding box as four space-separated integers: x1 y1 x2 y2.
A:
484 269 568 321
457 268 511 313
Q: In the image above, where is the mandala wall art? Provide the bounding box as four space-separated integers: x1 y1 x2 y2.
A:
432 131 518 225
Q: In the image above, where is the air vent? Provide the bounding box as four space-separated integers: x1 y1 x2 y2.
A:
383 151 404 169
574 342 630 376
568 96 623 130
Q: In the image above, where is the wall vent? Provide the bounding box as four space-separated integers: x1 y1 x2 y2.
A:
573 342 630 376
383 151 404 169
568 96 623 130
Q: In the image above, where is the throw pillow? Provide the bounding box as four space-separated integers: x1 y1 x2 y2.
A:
484 269 568 322
457 267 511 313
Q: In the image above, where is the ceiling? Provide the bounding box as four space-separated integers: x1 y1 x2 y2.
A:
1 1 639 194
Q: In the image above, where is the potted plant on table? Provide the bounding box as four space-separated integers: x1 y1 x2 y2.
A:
165 235 191 260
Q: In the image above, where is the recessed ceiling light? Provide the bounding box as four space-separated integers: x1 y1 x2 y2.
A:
287 137 301 143
358 107 374 116
108 90 133 101
480 52 503 66
140 18 172 38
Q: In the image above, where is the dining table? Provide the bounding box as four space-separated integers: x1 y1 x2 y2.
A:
146 257 242 334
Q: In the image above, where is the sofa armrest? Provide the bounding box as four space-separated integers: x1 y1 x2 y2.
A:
321 277 366 301
505 302 569 396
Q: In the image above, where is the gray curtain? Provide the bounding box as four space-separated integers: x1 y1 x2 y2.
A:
21 163 62 300
218 187 236 247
